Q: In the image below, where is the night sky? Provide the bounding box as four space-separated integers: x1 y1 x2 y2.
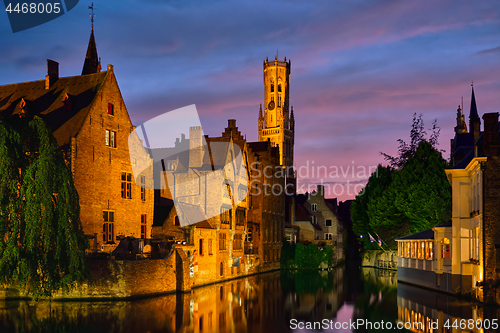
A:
1 0 500 201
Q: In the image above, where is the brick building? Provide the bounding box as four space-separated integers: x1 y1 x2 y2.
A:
0 28 154 252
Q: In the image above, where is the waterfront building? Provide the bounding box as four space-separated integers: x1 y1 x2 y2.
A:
397 87 500 305
0 27 154 253
291 185 345 261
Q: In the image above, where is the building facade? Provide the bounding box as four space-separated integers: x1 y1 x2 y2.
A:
397 87 500 305
0 28 154 253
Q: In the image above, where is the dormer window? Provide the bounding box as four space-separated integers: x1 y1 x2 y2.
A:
108 103 114 115
63 94 71 112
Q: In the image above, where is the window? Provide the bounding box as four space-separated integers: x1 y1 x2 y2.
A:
270 83 274 92
199 239 204 256
278 95 281 107
326 219 332 227
121 172 132 199
108 103 114 115
311 215 317 224
238 187 247 202
141 214 146 239
103 211 114 243
105 130 116 148
208 239 213 255
236 209 245 226
140 175 146 201
63 95 71 111
233 234 243 250
220 263 224 277
441 238 450 259
219 233 227 251
311 204 317 212
175 216 180 226
245 227 253 242
325 233 333 240
199 315 203 332
278 84 282 92
220 207 231 227
426 241 433 260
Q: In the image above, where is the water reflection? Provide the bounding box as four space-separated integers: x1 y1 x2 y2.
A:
0 266 497 333
397 283 500 333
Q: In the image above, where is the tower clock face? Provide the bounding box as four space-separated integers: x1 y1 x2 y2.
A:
268 101 275 110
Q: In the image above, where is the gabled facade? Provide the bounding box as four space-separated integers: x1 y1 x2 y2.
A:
0 29 154 253
292 185 344 260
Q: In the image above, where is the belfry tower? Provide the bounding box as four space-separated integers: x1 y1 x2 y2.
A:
258 56 295 168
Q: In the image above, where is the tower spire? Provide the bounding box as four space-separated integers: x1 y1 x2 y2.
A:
82 3 100 76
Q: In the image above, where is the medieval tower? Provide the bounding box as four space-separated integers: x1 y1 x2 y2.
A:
258 56 295 169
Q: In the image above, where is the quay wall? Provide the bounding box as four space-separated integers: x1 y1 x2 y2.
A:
0 249 278 300
361 250 397 270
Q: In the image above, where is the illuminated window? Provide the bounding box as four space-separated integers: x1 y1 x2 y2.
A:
441 238 450 259
105 130 116 148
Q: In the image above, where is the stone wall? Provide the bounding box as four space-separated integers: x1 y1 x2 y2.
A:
1 249 181 300
361 250 397 270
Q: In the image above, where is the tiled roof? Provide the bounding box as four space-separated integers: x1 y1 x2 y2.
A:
0 71 109 147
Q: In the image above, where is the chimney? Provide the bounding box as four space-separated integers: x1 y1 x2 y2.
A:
189 126 205 168
45 59 59 89
228 119 236 128
317 185 325 198
483 112 499 157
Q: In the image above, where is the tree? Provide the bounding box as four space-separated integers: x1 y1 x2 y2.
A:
352 115 451 249
0 115 88 298
351 165 392 250
381 113 441 169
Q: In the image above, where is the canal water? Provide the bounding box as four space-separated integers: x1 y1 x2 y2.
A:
0 265 498 332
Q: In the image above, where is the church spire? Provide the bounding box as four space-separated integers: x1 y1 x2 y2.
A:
82 3 100 75
469 83 481 144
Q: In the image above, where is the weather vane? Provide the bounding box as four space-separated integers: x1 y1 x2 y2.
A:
89 3 96 29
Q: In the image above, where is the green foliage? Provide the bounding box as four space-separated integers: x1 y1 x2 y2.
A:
281 242 334 269
0 115 88 298
352 115 451 249
352 165 392 250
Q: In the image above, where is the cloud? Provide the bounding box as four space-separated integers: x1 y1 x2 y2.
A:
476 46 500 55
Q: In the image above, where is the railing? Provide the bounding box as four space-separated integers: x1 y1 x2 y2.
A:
377 260 397 270
244 245 258 255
